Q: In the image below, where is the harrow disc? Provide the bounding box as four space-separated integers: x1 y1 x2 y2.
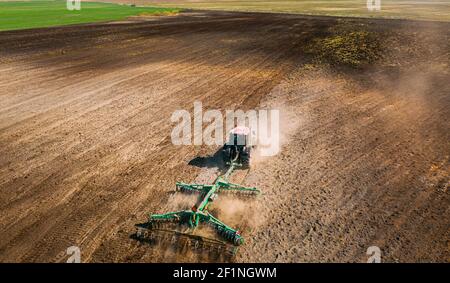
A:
148 219 180 230
216 228 244 246
134 226 238 260
217 188 259 197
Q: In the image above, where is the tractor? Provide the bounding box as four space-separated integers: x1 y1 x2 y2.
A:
222 126 256 168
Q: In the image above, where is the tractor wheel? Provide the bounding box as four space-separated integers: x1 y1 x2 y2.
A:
241 148 251 168
222 147 231 163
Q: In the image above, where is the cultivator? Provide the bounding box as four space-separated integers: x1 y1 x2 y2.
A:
135 161 260 257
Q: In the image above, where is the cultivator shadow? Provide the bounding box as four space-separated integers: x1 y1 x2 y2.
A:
134 161 260 258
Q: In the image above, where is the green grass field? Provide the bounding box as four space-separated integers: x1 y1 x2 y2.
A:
0 1 180 31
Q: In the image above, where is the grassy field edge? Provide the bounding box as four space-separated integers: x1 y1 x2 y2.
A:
0 0 181 31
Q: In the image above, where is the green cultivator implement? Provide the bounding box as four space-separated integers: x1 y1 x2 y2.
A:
135 161 260 257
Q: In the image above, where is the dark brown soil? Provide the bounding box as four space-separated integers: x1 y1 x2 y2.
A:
0 11 448 262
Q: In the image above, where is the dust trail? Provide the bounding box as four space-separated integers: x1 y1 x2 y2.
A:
250 77 304 166
212 195 264 230
163 192 198 211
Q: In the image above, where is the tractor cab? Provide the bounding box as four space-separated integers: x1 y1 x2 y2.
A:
226 126 252 147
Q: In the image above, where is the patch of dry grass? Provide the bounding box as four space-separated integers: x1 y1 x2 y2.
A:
307 30 381 68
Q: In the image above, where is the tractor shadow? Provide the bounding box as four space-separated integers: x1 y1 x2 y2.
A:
188 148 227 171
